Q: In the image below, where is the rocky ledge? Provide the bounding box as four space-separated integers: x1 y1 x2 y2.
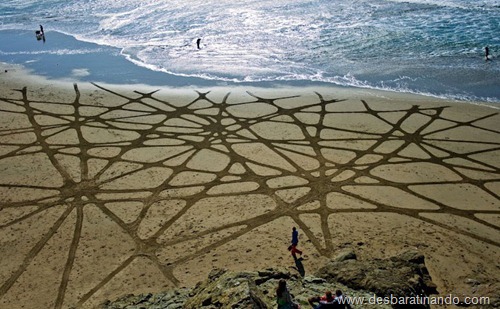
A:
100 250 496 309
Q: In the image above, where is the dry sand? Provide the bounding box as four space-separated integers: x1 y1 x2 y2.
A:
0 64 499 308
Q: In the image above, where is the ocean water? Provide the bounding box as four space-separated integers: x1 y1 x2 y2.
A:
0 0 499 102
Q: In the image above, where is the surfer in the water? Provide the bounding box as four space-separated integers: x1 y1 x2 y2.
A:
196 38 201 49
485 46 490 61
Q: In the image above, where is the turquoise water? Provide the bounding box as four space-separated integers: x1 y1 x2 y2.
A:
1 0 499 101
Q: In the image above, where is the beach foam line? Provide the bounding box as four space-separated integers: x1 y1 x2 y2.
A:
1 28 499 104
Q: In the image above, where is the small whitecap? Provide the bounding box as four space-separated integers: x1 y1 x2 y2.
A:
71 68 90 77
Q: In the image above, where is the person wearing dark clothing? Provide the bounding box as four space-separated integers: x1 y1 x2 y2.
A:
276 279 300 309
35 25 45 42
196 38 201 49
289 227 303 257
292 227 299 245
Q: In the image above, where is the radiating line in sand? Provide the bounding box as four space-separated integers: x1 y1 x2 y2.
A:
0 83 498 308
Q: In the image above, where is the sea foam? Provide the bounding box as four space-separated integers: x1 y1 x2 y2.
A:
0 0 499 102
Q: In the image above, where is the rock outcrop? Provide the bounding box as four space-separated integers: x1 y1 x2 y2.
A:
101 250 442 309
101 267 392 309
183 268 269 309
315 249 438 308
100 289 189 309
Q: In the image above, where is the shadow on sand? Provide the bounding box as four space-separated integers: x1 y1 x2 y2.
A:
292 255 305 277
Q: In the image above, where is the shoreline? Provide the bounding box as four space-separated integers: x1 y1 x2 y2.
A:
1 61 499 111
0 62 499 308
1 28 499 104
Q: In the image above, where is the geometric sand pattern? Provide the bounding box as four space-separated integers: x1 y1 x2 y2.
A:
0 84 499 308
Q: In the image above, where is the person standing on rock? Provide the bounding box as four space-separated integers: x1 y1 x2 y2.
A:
289 227 303 258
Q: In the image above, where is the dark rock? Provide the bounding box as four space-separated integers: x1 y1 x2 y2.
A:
101 289 189 309
334 250 357 262
208 268 226 281
101 267 392 309
395 249 425 264
255 269 291 285
315 250 437 308
201 296 212 306
304 277 326 284
102 251 445 309
183 269 269 309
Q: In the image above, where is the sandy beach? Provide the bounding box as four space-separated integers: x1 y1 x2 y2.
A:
0 63 499 308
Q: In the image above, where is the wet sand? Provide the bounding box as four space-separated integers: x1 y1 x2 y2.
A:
0 64 499 308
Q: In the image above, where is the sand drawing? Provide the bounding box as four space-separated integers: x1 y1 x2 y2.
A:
0 83 498 308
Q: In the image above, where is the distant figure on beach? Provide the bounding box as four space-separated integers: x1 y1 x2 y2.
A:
288 227 303 258
485 46 490 61
276 279 300 309
35 25 45 42
196 38 201 49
